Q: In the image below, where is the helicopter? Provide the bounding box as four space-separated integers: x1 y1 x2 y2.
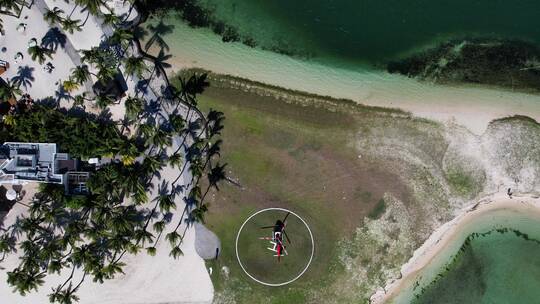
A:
259 212 291 262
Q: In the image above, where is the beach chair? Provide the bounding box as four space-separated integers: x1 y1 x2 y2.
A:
0 61 9 76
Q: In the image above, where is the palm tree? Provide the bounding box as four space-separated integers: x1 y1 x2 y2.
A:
74 0 106 26
157 193 175 213
71 92 91 108
151 127 172 149
49 283 80 304
169 246 183 259
203 109 225 138
189 157 204 182
124 96 143 119
76 0 106 15
43 7 65 25
109 28 134 55
174 74 209 127
95 94 115 109
168 152 183 169
3 114 16 126
61 18 82 34
81 48 104 65
27 45 53 64
101 13 120 27
97 65 117 82
0 0 21 17
190 204 208 224
169 113 185 134
202 139 223 169
202 162 227 202
0 80 22 102
142 155 162 175
70 65 91 85
7 268 46 296
63 79 80 93
123 56 146 81
137 123 155 142
121 155 135 166
118 115 135 135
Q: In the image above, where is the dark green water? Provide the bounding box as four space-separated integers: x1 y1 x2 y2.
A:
195 0 540 65
413 229 540 304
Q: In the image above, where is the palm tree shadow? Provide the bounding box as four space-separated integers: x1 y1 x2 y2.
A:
144 20 174 52
54 84 72 105
133 25 148 41
143 98 161 117
135 78 150 96
11 65 35 90
41 27 67 51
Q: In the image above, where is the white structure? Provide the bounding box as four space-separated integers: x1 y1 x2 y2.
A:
0 142 64 184
0 142 89 194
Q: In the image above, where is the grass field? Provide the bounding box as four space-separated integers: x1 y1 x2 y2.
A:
189 73 540 303
192 75 441 303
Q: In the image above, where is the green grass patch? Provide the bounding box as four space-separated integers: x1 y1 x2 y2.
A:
368 198 387 220
445 167 476 196
188 74 432 303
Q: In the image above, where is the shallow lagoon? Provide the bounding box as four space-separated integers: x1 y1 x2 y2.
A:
392 204 540 304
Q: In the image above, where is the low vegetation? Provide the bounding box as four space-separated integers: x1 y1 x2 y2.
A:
193 73 447 303
192 71 540 304
445 167 476 196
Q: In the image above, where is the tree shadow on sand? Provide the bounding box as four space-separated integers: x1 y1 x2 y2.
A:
41 27 67 51
11 66 35 90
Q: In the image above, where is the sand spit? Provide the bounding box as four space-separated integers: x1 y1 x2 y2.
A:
148 19 540 136
370 192 540 304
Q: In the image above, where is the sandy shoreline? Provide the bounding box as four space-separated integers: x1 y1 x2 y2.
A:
147 19 540 135
370 192 540 304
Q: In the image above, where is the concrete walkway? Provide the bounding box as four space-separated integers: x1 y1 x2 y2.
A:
195 223 221 260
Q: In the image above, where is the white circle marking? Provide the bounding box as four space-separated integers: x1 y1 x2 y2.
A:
235 207 314 286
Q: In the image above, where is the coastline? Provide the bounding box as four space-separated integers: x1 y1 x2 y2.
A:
147 18 540 135
370 192 540 304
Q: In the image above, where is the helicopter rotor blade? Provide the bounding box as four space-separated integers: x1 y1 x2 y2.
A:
260 225 275 229
282 212 290 224
283 229 291 244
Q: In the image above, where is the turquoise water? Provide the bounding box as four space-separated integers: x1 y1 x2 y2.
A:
413 229 540 304
194 0 540 66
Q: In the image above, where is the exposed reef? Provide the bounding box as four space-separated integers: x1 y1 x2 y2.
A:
388 39 540 93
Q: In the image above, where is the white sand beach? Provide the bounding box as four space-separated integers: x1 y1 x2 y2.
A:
151 19 540 135
1 3 85 100
370 192 540 304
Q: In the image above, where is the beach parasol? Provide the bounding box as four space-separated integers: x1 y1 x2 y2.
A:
6 189 17 201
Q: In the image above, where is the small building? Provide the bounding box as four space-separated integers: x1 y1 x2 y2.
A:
0 142 90 195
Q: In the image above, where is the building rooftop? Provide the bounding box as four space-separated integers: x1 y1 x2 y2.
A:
0 142 63 184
